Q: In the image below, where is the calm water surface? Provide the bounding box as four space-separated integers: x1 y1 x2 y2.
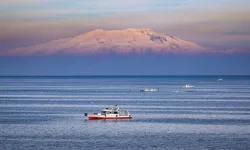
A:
0 76 250 150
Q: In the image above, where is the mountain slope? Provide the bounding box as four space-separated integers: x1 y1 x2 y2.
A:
4 28 244 55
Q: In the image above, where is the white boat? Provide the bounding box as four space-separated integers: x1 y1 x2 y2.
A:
85 106 132 120
182 84 194 88
218 78 223 81
140 88 159 92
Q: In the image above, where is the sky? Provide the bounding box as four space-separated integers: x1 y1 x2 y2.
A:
0 0 250 75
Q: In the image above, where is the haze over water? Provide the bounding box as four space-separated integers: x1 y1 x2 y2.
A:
0 76 250 150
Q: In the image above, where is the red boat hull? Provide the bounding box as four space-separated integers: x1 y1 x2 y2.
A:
88 116 132 120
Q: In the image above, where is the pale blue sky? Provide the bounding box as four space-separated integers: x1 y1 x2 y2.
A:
1 0 249 20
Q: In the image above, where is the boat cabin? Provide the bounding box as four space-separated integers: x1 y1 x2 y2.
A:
101 107 129 116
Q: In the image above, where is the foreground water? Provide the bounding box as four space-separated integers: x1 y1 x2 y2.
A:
0 76 250 150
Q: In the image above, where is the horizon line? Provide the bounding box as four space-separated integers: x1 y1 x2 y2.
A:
0 75 250 77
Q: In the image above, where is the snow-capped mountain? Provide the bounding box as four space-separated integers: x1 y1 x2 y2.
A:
4 28 244 55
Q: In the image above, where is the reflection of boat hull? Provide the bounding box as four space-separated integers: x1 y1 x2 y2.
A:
88 115 132 120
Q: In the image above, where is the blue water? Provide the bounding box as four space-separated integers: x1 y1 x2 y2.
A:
0 76 250 150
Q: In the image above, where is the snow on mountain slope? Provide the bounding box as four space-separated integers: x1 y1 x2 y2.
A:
4 28 244 55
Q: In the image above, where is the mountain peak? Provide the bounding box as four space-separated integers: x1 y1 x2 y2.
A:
2 28 245 55
125 28 153 32
87 28 154 35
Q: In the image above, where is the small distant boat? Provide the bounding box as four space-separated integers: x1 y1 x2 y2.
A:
85 105 132 120
182 84 194 88
218 78 223 81
140 88 159 92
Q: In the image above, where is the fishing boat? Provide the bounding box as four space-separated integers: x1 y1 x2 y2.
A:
85 106 132 120
181 84 194 88
140 88 159 92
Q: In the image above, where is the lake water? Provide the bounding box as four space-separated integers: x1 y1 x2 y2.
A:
0 76 250 150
